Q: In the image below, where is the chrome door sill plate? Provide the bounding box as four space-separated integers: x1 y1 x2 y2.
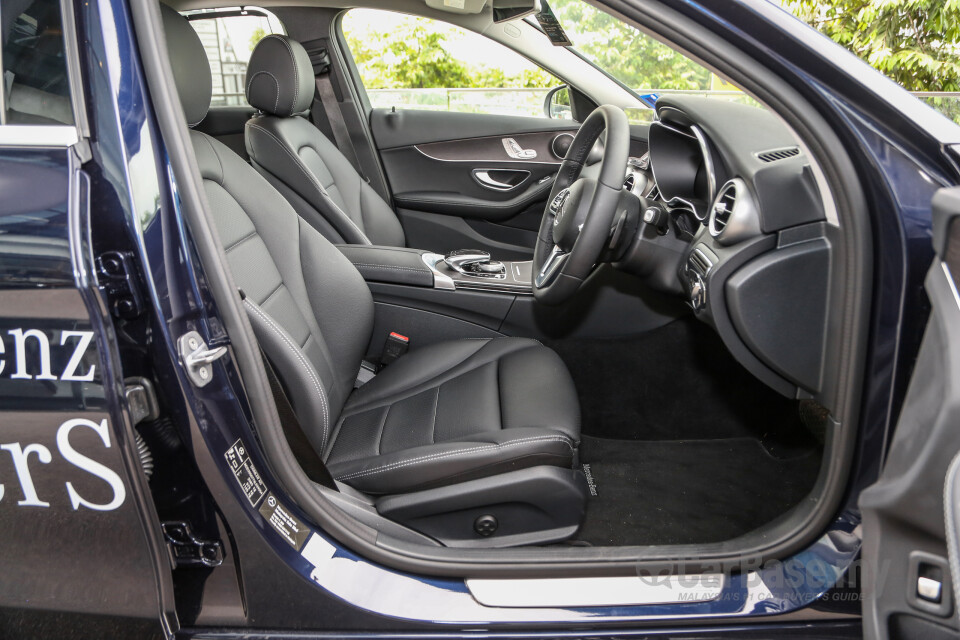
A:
467 574 724 608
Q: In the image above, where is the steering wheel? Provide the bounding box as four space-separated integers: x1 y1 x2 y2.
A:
533 105 630 305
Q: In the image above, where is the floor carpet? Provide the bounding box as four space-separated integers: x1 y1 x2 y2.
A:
574 435 823 547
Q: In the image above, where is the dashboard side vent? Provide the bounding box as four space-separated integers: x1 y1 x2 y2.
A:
710 182 736 235
689 249 712 275
757 147 800 163
624 173 635 191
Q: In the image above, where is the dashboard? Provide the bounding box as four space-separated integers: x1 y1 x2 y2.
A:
619 96 831 399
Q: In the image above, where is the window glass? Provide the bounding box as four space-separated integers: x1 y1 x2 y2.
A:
1 0 75 125
342 9 562 118
546 0 758 121
185 9 285 107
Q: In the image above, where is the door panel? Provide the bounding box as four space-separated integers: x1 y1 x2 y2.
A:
370 109 576 257
370 108 575 149
861 187 960 639
370 109 652 257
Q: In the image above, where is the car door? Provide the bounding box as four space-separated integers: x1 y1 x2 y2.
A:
860 186 960 638
0 0 171 633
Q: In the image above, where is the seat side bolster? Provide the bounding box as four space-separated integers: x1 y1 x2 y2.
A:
244 298 331 456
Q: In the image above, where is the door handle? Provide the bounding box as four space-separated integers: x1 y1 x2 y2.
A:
473 169 530 191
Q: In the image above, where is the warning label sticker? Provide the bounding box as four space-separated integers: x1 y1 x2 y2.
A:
258 493 310 550
225 439 267 507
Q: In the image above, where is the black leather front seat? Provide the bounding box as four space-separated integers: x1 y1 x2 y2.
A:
243 35 406 247
161 6 584 544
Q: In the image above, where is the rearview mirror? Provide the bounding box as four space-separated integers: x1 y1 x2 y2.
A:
543 85 572 120
492 0 541 22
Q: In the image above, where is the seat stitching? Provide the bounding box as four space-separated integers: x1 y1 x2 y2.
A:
429 387 440 444
339 339 558 416
261 281 284 307
225 230 258 252
200 134 225 183
374 405 390 456
343 340 492 413
334 435 573 481
350 264 426 273
262 35 299 113
246 70 280 113
247 123 371 244
496 359 504 432
245 299 329 451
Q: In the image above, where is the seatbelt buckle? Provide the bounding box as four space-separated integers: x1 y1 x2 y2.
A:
379 332 409 369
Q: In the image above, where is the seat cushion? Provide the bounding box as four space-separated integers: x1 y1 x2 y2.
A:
324 338 581 494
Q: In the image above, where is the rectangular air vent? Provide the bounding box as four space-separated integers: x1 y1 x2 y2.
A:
757 147 800 163
689 248 712 275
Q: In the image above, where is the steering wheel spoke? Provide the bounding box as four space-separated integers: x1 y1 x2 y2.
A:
534 245 568 288
533 105 630 305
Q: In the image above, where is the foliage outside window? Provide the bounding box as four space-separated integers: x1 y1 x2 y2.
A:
548 0 752 117
342 9 560 117
782 0 960 123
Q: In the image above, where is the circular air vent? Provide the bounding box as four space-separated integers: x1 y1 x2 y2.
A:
623 172 635 191
708 178 760 245
709 181 737 237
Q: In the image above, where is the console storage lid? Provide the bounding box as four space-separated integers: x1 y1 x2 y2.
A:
336 245 434 287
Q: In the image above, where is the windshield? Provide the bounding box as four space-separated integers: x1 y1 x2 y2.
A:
543 0 754 114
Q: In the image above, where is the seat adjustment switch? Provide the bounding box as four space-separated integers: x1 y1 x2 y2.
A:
474 514 498 537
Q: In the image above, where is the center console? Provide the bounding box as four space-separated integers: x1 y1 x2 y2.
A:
335 243 685 360
335 243 532 295
423 249 533 295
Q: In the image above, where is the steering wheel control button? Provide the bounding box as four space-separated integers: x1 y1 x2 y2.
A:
552 180 594 251
474 515 498 537
549 189 569 216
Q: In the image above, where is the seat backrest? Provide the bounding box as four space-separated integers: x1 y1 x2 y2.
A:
243 35 406 248
161 4 374 456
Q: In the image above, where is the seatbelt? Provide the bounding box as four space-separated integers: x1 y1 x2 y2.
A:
259 346 338 491
301 38 366 180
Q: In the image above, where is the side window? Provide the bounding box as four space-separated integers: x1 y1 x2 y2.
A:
185 9 285 107
1 0 75 125
341 9 563 118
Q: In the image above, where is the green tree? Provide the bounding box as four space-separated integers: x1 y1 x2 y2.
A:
249 26 267 53
549 0 711 91
784 0 960 91
344 13 558 89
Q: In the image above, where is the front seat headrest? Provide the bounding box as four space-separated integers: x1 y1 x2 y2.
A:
245 35 315 117
159 3 212 127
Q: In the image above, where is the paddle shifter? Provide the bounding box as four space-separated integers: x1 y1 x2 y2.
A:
443 249 505 276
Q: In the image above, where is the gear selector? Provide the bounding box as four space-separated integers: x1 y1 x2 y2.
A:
443 249 506 278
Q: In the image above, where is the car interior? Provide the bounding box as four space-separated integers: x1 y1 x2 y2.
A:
144 0 856 562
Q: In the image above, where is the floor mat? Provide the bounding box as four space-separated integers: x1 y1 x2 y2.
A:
545 319 820 451
575 435 822 547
